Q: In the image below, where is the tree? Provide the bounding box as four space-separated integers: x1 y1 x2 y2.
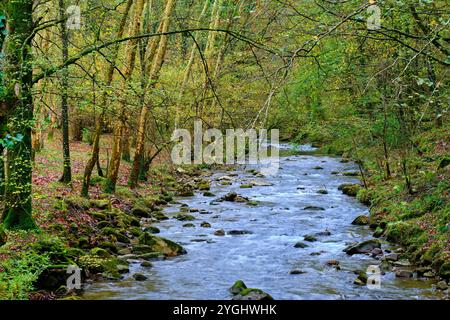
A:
0 0 36 230
59 0 72 184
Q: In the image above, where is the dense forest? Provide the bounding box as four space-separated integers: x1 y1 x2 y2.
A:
0 0 448 300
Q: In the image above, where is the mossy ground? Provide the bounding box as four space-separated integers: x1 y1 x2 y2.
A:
0 134 182 299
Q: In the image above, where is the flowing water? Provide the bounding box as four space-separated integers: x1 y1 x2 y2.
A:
82 145 443 300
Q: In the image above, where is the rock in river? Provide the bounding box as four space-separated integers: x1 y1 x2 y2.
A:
351 215 369 226
344 239 381 255
229 280 273 301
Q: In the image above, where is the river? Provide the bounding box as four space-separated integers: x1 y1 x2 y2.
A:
82 145 442 300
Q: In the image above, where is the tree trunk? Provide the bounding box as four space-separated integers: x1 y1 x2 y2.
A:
81 0 133 197
105 0 145 193
129 0 175 188
59 0 72 184
1 0 36 230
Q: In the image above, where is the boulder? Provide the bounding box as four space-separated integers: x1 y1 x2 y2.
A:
175 214 196 221
131 206 151 218
345 239 381 255
200 222 211 228
229 281 273 301
228 230 253 235
214 229 225 236
182 223 195 228
133 273 148 281
395 269 413 278
354 271 368 286
351 215 370 226
143 226 160 234
290 270 306 275
303 235 317 242
326 260 340 266
229 280 247 295
294 242 308 249
303 206 325 211
317 189 328 194
138 233 186 257
338 184 361 197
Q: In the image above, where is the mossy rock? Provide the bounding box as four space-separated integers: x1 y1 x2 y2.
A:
132 245 155 255
97 221 112 229
138 233 186 257
90 247 111 258
240 184 253 189
197 181 211 191
98 241 119 254
131 206 151 218
351 215 370 226
64 196 91 210
129 227 144 237
175 214 196 221
100 227 130 244
303 235 317 242
151 211 169 221
338 184 361 197
89 199 111 210
143 226 160 234
203 192 216 197
230 280 247 295
234 288 273 301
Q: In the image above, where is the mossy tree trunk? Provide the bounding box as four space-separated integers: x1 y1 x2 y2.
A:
59 0 72 184
0 0 36 230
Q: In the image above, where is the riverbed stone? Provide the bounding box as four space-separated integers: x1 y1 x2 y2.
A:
395 269 413 278
303 235 317 242
175 214 196 221
338 184 361 197
303 206 325 211
214 229 225 236
182 223 195 228
352 215 370 226
228 230 253 235
384 253 399 262
138 233 186 257
133 273 147 281
290 269 306 275
200 222 211 228
294 242 309 248
229 280 247 295
345 239 381 255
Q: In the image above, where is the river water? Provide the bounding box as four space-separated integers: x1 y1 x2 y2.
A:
82 145 442 300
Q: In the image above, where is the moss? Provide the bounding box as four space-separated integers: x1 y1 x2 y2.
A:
357 188 374 205
0 225 7 246
138 233 185 257
230 280 247 294
384 221 424 245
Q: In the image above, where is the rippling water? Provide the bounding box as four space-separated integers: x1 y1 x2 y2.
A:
82 146 442 300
